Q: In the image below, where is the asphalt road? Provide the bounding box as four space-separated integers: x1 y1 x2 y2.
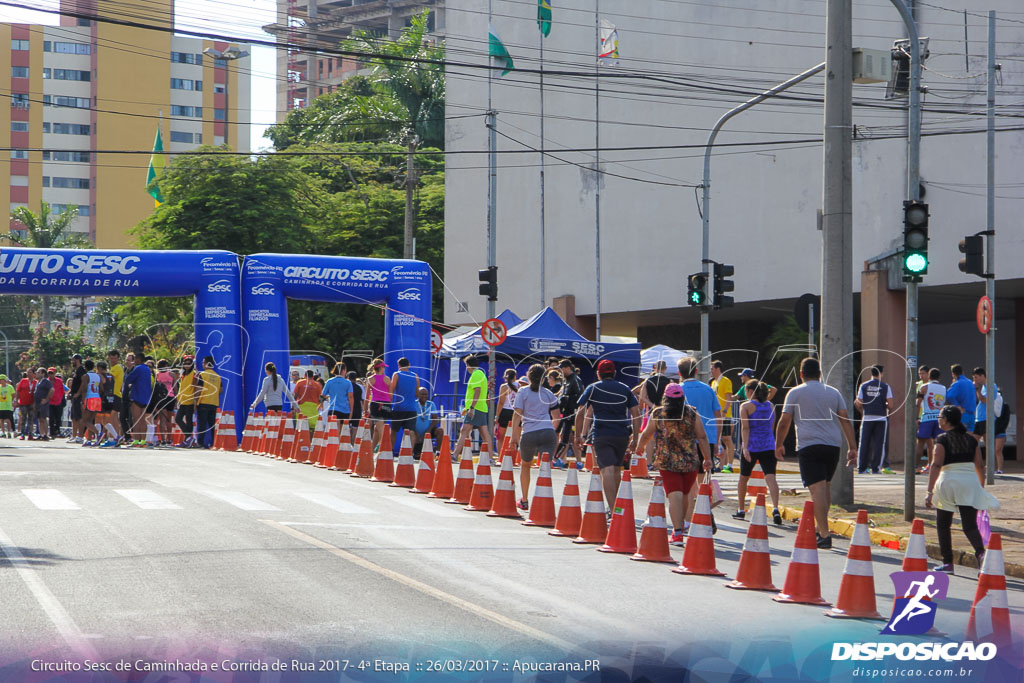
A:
0 439 1020 680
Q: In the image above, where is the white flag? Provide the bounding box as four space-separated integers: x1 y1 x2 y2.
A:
598 19 619 66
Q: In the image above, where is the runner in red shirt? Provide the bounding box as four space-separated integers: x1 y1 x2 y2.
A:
16 371 36 439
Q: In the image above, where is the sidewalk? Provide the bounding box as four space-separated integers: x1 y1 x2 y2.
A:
764 460 1024 577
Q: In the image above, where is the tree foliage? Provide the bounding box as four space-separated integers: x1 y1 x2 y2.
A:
19 324 100 375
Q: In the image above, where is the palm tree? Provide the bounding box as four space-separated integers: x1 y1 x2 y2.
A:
3 201 91 330
339 11 445 259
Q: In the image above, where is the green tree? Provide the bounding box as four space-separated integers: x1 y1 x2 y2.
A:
19 323 100 375
3 201 91 330
264 75 377 151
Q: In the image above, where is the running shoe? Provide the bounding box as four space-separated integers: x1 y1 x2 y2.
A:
976 551 986 568
669 531 685 547
932 563 954 574
574 461 584 470
82 440 95 447
99 439 116 448
881 468 896 474
816 533 832 550
996 470 1004 475
772 508 783 526
917 465 930 474
74 436 84 444
19 435 25 440
721 465 733 474
857 470 868 475
731 509 746 520
517 498 529 511
37 435 48 442
551 459 567 469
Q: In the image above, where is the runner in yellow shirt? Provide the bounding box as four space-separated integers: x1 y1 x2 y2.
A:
0 375 15 438
710 360 736 473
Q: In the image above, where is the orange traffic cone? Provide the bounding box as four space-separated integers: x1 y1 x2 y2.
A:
549 466 582 538
351 424 375 477
390 433 417 488
584 444 598 473
902 519 929 571
344 421 363 473
171 421 184 446
573 472 608 544
310 418 326 464
599 472 638 554
673 482 726 577
333 422 352 471
411 437 435 494
487 454 521 518
523 453 556 527
628 452 651 479
726 493 777 591
464 445 494 512
428 435 455 499
773 500 831 606
826 509 884 619
747 462 767 499
446 440 476 505
966 534 1011 646
222 411 238 451
212 409 225 450
279 418 296 461
256 411 272 455
370 426 395 482
320 417 339 469
631 477 674 563
294 423 312 463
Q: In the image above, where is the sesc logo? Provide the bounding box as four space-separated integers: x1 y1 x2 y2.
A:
250 283 276 296
395 288 421 301
207 279 232 293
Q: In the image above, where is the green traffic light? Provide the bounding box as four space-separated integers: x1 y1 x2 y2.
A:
690 291 702 304
905 252 928 273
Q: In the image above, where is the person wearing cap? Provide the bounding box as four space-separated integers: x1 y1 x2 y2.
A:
68 353 86 443
637 381 712 545
575 359 641 510
734 369 776 402
16 371 35 439
365 358 392 452
0 374 14 438
454 355 492 462
47 368 65 438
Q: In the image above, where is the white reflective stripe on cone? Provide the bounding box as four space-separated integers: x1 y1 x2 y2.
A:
643 515 667 529
744 537 770 554
495 480 514 491
688 524 713 539
842 558 874 577
561 495 580 507
983 550 1005 575
584 500 605 513
534 486 553 497
791 547 819 565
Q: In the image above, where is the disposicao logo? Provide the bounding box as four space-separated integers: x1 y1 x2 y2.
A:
882 571 948 635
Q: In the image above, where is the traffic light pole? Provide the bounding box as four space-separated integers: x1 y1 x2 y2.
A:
699 62 826 379
985 11 996 485
485 2 497 437
889 0 923 522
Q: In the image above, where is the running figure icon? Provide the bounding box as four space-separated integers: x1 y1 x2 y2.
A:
889 575 940 629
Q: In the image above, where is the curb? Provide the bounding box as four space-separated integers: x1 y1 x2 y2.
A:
742 498 1024 579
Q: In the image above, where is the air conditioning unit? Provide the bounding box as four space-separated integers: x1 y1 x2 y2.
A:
852 48 892 84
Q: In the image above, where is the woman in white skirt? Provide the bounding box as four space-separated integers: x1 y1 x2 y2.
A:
925 404 1000 574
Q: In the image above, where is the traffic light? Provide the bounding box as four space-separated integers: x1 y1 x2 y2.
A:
958 234 985 278
687 272 707 306
902 200 929 279
478 265 497 301
712 262 734 309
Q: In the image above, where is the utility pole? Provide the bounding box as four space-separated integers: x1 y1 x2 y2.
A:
594 2 602 340
822 0 854 506
404 138 417 260
985 11 996 485
888 0 923 522
485 0 497 437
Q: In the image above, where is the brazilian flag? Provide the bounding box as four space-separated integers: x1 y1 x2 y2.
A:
146 126 165 206
537 0 552 37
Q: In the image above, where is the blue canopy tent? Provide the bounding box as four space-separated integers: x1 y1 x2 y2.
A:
431 307 642 413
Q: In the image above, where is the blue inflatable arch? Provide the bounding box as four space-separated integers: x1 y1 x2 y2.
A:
0 247 245 430
241 253 432 412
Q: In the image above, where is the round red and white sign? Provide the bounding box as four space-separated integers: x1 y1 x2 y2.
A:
430 328 443 355
481 318 507 347
977 296 993 335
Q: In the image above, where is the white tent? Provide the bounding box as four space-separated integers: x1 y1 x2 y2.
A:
640 344 694 377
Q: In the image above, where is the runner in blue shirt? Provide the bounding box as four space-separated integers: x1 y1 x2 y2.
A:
320 362 354 421
676 356 723 467
945 364 977 431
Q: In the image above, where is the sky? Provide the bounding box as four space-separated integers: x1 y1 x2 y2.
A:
0 0 279 151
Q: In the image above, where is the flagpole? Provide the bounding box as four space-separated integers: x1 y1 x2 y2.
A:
594 2 602 341
485 0 497 437
539 20 546 310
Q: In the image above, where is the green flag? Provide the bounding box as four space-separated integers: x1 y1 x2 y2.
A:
537 0 552 37
488 24 514 76
146 126 165 206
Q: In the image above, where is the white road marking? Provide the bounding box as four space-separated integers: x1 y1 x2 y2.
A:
200 490 281 511
387 495 468 518
0 523 98 658
294 492 374 515
22 489 79 510
262 520 576 652
114 489 182 510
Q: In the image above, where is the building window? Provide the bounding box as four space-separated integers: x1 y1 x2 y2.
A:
214 84 226 94
11 121 28 132
171 51 202 65
48 177 90 189
11 39 29 50
214 108 226 121
42 122 50 133
11 66 28 78
51 123 91 135
171 105 202 117
45 41 91 55
44 95 91 109
11 93 29 109
51 204 90 216
45 69 90 81
169 130 196 143
170 78 202 91
43 150 91 162
214 58 227 68
11 149 28 159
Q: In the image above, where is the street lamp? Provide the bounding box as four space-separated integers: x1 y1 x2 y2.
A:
202 46 249 148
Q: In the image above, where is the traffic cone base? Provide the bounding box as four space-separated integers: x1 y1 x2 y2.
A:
522 453 556 527
411 438 436 494
673 483 725 577
725 493 777 591
446 441 475 505
774 500 831 606
824 509 883 619
598 472 638 554
487 454 521 518
573 472 607 544
549 466 582 538
631 477 674 563
464 444 495 512
966 533 1011 646
428 435 455 499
